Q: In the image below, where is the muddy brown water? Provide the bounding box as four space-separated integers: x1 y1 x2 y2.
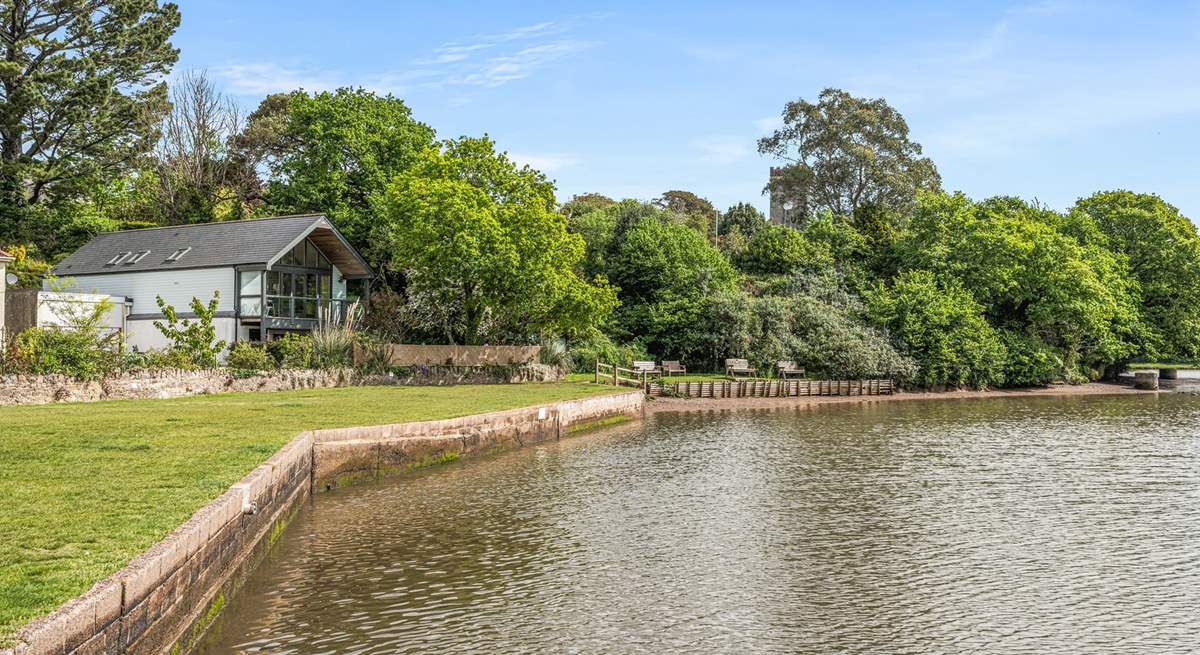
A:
198 392 1200 654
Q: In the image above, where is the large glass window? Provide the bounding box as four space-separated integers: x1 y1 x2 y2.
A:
239 270 262 317
264 246 332 320
240 297 263 316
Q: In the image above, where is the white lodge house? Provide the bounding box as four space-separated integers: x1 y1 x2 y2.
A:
50 214 373 352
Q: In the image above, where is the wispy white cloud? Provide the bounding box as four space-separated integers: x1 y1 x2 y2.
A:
445 41 591 87
693 135 752 164
214 18 594 98
508 151 580 173
215 62 342 95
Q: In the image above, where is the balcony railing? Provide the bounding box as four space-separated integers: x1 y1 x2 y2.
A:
258 297 351 323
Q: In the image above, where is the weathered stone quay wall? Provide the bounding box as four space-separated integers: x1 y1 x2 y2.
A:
4 391 645 655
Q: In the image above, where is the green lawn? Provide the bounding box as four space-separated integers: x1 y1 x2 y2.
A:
0 382 620 645
1127 362 1198 370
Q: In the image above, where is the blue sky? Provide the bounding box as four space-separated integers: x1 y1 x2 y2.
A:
175 1 1200 219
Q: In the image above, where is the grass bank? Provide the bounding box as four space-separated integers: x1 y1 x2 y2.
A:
0 382 620 645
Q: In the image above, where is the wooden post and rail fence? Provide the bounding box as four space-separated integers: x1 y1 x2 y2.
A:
594 361 650 389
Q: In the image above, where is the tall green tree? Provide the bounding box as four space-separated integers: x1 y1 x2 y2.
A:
1072 190 1200 359
378 136 617 345
897 192 1142 381
655 189 716 238
867 270 1006 388
247 88 436 257
0 0 180 242
606 215 738 361
719 202 766 236
737 223 832 275
758 88 940 225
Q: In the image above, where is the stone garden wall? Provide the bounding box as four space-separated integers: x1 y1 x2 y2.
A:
0 364 562 406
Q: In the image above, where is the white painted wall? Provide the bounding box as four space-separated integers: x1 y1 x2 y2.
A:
126 317 237 354
331 264 347 300
57 267 236 316
35 292 126 333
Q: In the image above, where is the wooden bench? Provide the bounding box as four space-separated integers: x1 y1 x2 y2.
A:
662 360 687 376
776 360 805 378
725 358 757 378
632 360 660 376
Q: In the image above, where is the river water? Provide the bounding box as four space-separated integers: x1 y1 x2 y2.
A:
198 393 1200 654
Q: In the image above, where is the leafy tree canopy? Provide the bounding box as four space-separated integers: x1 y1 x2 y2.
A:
378 136 616 345
251 88 436 257
737 224 832 275
562 192 615 217
608 213 737 303
1072 190 1200 359
758 88 940 225
867 270 1006 388
897 191 1143 379
719 202 767 236
0 0 181 243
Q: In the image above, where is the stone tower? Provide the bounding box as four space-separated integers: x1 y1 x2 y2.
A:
768 166 792 225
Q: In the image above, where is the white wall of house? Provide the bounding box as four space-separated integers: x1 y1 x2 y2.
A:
125 316 237 354
331 264 347 300
56 267 236 317
53 267 236 354
35 292 126 334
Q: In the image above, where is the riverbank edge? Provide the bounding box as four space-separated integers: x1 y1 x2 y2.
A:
644 380 1153 413
5 390 645 655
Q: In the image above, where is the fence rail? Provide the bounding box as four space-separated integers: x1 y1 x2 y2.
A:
648 378 893 398
594 362 648 389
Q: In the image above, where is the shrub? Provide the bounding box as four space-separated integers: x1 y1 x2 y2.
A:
999 329 1063 386
310 325 355 369
268 333 312 369
119 349 151 370
226 342 275 372
737 224 832 275
539 336 569 367
120 348 197 370
867 271 1007 389
8 327 117 379
762 273 915 380
153 291 225 368
568 329 648 373
355 334 393 375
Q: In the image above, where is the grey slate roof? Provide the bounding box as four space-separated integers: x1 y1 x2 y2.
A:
53 214 369 277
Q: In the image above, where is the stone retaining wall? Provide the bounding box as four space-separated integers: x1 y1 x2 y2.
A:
4 391 644 655
311 390 646 491
0 364 561 406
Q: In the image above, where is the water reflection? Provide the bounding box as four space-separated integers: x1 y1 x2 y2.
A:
199 394 1200 654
